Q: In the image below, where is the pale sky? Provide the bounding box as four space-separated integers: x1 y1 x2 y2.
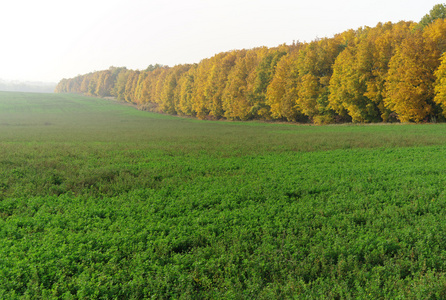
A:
0 0 442 83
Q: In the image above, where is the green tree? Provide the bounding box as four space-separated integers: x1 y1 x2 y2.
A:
419 4 446 28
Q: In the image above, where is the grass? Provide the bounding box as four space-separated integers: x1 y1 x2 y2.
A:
2 91 446 298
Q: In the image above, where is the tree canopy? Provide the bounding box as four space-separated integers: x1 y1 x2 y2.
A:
56 5 446 123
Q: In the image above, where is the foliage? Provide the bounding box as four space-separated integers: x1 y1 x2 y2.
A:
55 5 446 124
384 28 434 122
419 3 446 28
434 53 446 113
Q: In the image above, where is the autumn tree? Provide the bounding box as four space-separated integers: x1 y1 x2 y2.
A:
266 52 303 121
251 46 288 119
55 79 68 93
55 5 446 124
328 28 383 122
360 21 413 121
151 68 169 112
159 64 191 114
177 66 196 116
204 51 238 119
223 49 263 120
384 28 433 122
427 18 446 117
94 70 114 97
297 35 347 123
434 53 446 115
191 58 213 119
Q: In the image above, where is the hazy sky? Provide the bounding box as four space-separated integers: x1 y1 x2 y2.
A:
0 0 442 83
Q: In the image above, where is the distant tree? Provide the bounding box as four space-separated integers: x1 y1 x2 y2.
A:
192 57 213 119
419 4 446 28
177 66 196 116
207 51 241 119
87 76 97 96
134 71 148 104
146 64 165 72
112 70 130 101
124 71 140 103
56 13 446 123
329 28 383 123
297 35 346 123
223 49 262 120
384 27 434 122
152 68 169 111
434 53 446 115
95 71 114 97
55 79 68 93
266 52 302 121
363 21 414 121
251 46 288 119
160 64 191 114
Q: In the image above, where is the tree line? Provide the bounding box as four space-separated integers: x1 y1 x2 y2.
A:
56 5 446 123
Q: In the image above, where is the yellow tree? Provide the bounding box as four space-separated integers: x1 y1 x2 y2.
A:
123 71 140 103
95 70 114 97
385 19 446 122
384 28 433 122
297 34 347 123
139 67 165 105
160 69 177 114
204 51 238 119
252 46 288 119
67 75 83 93
222 50 251 120
112 70 130 101
243 47 267 119
160 64 191 115
423 18 446 64
86 73 98 96
222 47 265 120
266 52 301 121
434 53 446 115
329 23 415 122
364 21 413 121
152 68 169 112
177 65 196 116
427 19 446 117
55 79 68 93
328 28 381 123
298 73 320 118
191 58 213 119
134 71 148 105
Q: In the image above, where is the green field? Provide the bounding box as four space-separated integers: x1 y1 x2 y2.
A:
2 91 446 299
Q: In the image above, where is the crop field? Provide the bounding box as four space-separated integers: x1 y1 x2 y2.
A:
2 91 446 299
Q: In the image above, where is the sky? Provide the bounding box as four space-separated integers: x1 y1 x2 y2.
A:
0 0 443 83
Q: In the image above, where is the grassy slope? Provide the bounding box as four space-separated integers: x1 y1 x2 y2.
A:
1 91 446 298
